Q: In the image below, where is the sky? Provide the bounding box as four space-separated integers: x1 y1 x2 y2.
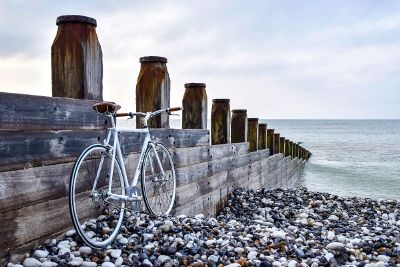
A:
0 0 399 119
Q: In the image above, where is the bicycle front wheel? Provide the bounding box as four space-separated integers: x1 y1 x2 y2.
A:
141 142 176 216
69 145 126 248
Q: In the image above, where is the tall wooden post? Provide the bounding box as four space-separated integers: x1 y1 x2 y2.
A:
289 141 293 158
279 137 285 154
247 118 259 152
136 56 170 128
258 123 267 150
294 144 298 158
52 15 103 100
182 83 207 129
231 109 248 143
273 133 280 154
298 146 302 158
267 129 275 155
211 99 230 145
285 139 290 157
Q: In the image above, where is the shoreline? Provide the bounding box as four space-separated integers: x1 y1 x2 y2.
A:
7 187 400 267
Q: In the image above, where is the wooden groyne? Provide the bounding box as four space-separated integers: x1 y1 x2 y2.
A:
0 15 311 263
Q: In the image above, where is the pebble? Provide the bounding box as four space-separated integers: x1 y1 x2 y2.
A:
110 249 121 258
22 258 41 267
9 188 400 267
326 242 345 250
33 249 49 258
39 262 57 267
78 246 92 255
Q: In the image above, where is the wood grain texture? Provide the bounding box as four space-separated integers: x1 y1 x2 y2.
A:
182 83 207 129
211 99 230 145
0 128 210 172
52 21 103 100
136 59 170 128
231 110 247 143
0 92 109 131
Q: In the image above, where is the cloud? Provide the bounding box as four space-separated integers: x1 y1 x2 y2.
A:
0 0 399 118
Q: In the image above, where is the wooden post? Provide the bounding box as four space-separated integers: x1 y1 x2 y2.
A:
294 144 299 158
231 109 248 143
136 56 170 128
293 143 296 158
289 141 293 158
267 129 275 155
273 133 280 154
247 118 259 152
52 15 103 100
211 99 230 145
284 139 290 157
182 83 207 129
258 123 267 150
279 137 285 154
298 146 302 158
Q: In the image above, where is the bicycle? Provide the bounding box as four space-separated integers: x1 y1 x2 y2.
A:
68 101 181 248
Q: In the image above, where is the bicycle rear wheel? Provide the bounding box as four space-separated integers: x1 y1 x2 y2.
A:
141 142 176 216
69 145 126 248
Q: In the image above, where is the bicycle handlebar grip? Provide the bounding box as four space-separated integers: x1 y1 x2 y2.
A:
116 113 130 117
167 107 182 112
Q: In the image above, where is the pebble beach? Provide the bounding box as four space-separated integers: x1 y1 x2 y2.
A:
8 188 400 267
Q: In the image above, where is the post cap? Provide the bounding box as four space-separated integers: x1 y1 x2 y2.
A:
280 137 285 140
140 56 168 63
212 99 230 103
267 129 275 132
232 109 247 113
248 118 259 121
259 123 267 127
56 15 97 26
185 83 206 88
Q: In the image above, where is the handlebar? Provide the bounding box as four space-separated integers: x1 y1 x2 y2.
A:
115 107 182 119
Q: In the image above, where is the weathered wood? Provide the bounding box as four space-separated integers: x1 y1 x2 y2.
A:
0 192 81 254
136 56 170 128
258 123 267 150
182 83 207 129
273 133 280 154
0 92 109 131
289 141 293 158
52 15 103 100
171 142 248 168
279 137 285 154
231 109 247 143
0 142 244 213
211 99 230 145
247 118 258 152
284 139 290 157
0 128 210 172
267 129 274 155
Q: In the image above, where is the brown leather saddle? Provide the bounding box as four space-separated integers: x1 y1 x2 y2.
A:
93 102 121 114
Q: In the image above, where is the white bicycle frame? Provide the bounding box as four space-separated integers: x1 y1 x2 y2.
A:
91 114 165 203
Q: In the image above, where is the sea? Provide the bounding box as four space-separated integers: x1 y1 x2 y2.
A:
167 119 400 201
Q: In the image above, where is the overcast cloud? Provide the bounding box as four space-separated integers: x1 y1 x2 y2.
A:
0 0 399 119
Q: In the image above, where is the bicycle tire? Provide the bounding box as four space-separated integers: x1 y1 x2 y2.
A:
69 144 126 248
141 142 176 216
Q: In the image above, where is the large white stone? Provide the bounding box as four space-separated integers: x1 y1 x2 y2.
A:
22 258 41 267
33 249 49 258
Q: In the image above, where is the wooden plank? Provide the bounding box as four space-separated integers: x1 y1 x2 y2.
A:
0 142 240 213
171 142 248 168
0 192 83 254
0 129 210 172
0 92 109 130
